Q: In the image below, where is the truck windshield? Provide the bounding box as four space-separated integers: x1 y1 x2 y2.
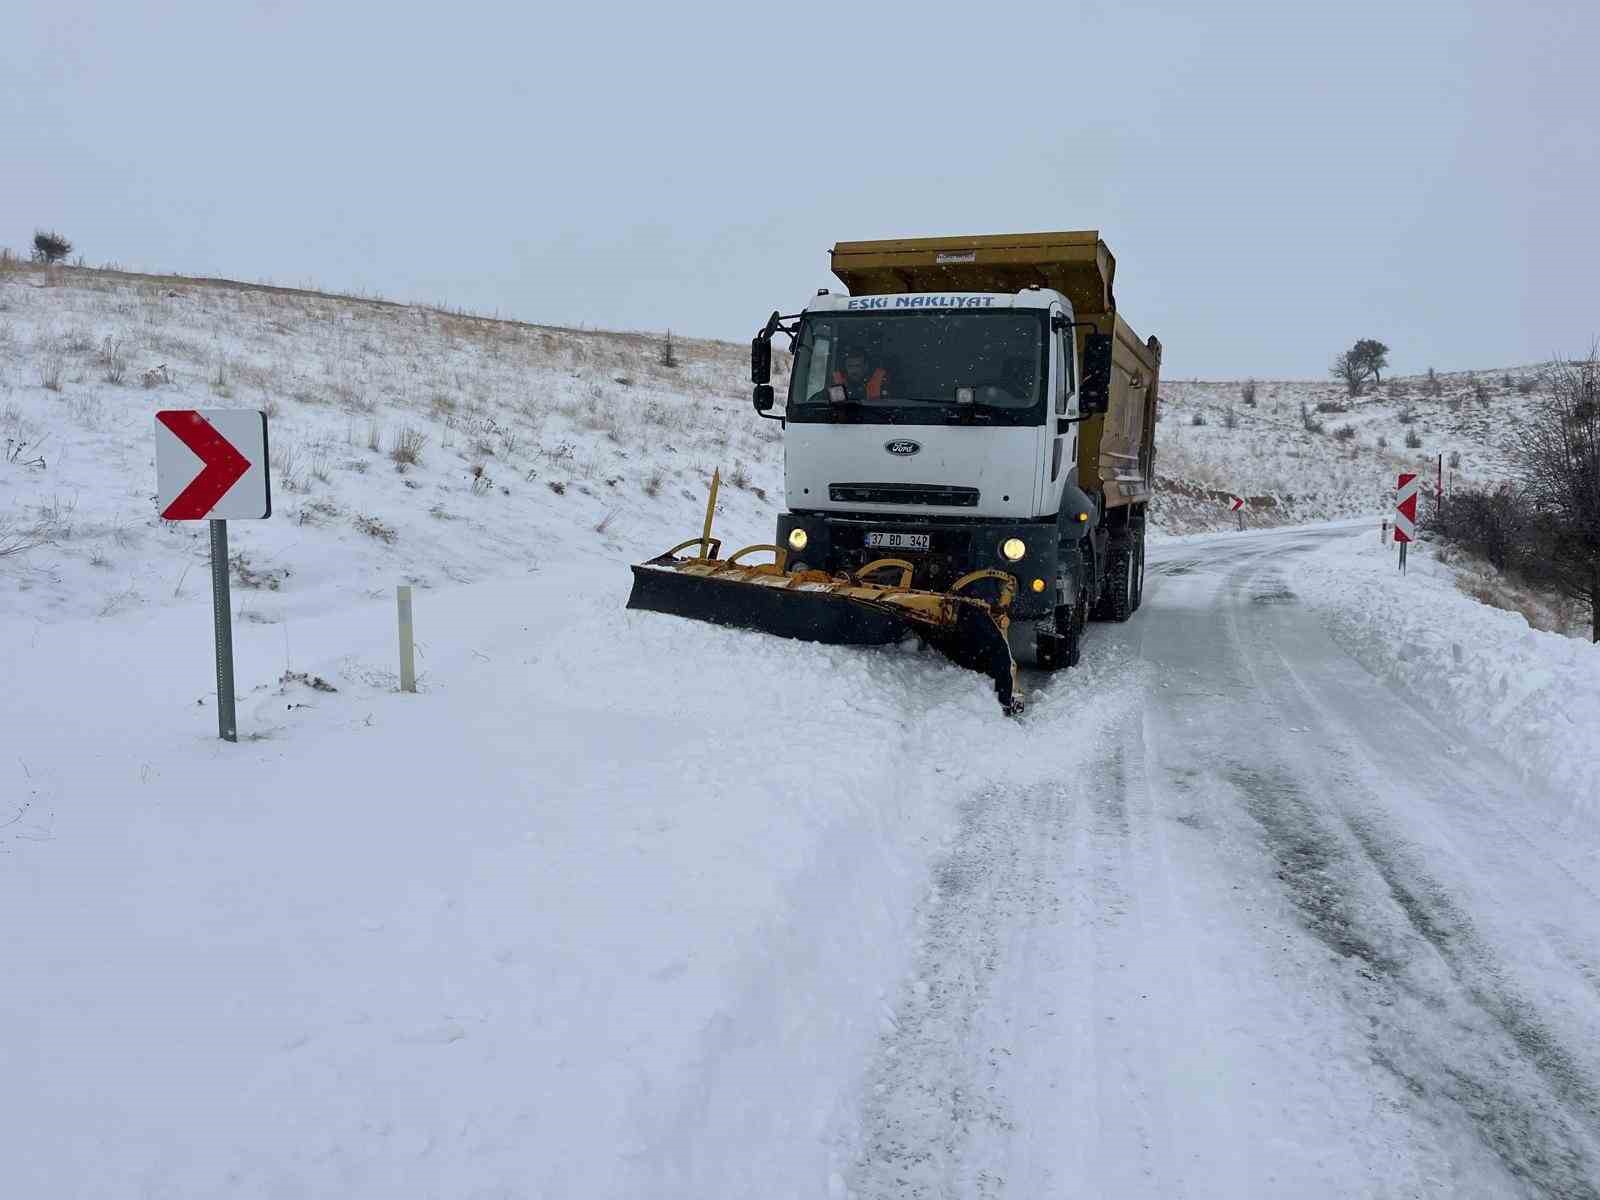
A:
787 309 1048 426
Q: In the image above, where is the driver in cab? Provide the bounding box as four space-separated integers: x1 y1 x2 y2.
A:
834 347 890 401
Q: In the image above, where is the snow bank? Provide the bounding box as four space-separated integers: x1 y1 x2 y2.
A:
0 555 1142 1197
1293 533 1600 809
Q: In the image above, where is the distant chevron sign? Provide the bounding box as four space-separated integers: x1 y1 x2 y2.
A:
1394 472 1419 543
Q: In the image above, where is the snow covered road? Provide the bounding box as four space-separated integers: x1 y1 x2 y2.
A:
843 525 1600 1199
5 523 1598 1198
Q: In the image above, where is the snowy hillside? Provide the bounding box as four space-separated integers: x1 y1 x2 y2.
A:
1152 370 1540 532
0 260 786 625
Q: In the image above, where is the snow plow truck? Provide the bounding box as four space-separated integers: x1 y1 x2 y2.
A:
628 231 1162 713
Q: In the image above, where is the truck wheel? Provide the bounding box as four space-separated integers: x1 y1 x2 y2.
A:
1095 542 1135 622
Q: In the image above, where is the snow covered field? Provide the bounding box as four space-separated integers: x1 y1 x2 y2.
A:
4 264 1596 1197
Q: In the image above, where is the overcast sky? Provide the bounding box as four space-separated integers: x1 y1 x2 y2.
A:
6 0 1595 378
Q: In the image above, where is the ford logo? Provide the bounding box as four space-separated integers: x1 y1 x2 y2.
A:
884 439 921 456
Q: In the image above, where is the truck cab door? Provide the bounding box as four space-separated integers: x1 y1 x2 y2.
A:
1048 307 1078 499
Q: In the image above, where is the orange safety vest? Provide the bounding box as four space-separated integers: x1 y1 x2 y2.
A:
833 367 889 399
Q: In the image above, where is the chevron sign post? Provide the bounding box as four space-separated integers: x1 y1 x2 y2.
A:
155 410 272 742
1395 472 1419 573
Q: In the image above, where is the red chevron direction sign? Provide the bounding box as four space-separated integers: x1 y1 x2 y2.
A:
155 410 270 520
1395 472 1419 543
1229 495 1245 512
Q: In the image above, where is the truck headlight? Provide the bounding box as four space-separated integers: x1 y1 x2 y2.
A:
787 528 809 551
1001 537 1026 562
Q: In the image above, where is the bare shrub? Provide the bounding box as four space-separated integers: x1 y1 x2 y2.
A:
729 461 753 490
1448 450 1461 469
1333 424 1356 442
366 421 383 452
595 508 619 534
1300 402 1324 434
98 336 128 385
34 494 77 540
1315 399 1350 414
1517 376 1537 395
1190 411 1207 427
643 468 665 497
271 442 302 491
1397 405 1417 425
1223 405 1239 430
469 463 493 494
1501 373 1513 389
141 364 170 389
67 395 101 428
1426 367 1442 397
658 331 679 368
1239 379 1257 407
0 511 48 559
1473 378 1490 403
548 480 567 496
1518 349 1600 640
1404 429 1423 449
39 345 65 392
1377 435 1389 448
353 514 397 543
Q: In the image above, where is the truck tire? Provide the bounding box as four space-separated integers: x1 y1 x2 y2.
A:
1092 539 1134 623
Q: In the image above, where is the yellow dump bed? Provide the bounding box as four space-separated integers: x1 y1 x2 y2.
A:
829 232 1161 508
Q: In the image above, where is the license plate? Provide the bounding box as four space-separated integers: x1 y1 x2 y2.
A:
865 531 930 551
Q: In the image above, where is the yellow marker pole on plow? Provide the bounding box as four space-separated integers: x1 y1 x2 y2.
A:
700 469 721 558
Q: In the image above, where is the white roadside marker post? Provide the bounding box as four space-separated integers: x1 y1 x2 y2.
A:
398 585 417 693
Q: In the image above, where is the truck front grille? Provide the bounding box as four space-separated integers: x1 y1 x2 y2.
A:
828 483 980 507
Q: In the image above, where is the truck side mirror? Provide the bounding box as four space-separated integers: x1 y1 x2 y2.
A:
752 384 775 413
751 335 772 385
1079 333 1114 415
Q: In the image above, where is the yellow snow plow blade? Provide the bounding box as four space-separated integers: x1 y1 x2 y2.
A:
627 547 1021 712
626 477 1021 713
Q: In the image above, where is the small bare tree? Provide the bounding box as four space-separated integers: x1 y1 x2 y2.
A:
659 330 679 368
31 230 72 264
1519 348 1600 641
1331 351 1366 397
1239 378 1257 407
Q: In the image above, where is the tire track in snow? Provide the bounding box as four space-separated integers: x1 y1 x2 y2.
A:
844 665 1146 1199
1221 633 1600 1198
